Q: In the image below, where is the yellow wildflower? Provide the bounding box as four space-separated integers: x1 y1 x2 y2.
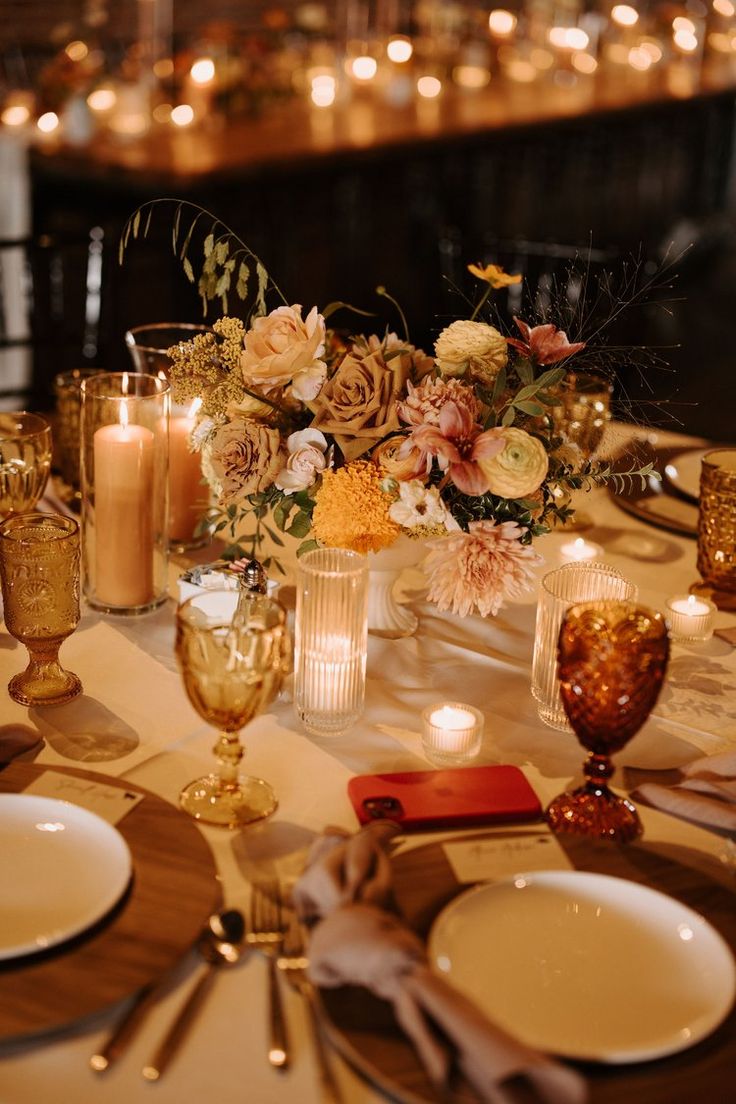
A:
467 262 522 289
312 461 400 554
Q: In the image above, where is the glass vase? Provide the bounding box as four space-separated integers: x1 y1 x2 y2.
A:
80 372 169 615
52 368 101 511
694 449 736 610
531 561 637 730
294 548 369 737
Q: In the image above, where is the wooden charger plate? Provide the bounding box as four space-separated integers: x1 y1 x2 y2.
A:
319 832 736 1104
0 763 220 1041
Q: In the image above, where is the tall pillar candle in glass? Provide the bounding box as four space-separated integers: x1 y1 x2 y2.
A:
295 548 369 737
531 561 637 730
80 372 169 615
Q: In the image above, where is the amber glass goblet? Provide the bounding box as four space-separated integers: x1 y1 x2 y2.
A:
0 513 82 706
0 412 52 519
175 589 290 828
546 601 669 842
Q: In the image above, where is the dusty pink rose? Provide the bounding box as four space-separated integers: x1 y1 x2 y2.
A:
241 304 327 401
407 402 504 495
398 376 481 428
507 317 586 365
424 520 543 618
207 418 283 504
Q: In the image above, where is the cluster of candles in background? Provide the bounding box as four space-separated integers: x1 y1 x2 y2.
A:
1 1 734 143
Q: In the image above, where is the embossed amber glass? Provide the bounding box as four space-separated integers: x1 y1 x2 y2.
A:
695 449 736 609
546 601 669 843
52 369 100 509
0 412 52 519
551 371 613 458
0 513 82 706
176 590 290 828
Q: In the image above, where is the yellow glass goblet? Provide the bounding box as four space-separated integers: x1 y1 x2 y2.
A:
0 513 83 706
176 589 290 828
0 412 52 519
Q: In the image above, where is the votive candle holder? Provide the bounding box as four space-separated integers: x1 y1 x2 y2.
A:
80 372 169 615
665 594 716 643
421 702 484 766
294 547 368 737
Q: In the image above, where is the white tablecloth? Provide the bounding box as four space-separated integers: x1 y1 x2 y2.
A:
1 425 734 1104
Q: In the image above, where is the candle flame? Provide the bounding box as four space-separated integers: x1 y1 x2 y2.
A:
122 372 129 395
120 401 129 431
574 538 584 548
189 397 203 418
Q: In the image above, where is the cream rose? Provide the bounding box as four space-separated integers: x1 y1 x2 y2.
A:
206 417 283 504
275 428 329 494
309 343 411 462
240 304 327 401
478 427 549 499
434 320 508 382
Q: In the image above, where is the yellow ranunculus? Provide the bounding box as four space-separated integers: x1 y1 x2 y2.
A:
478 427 549 499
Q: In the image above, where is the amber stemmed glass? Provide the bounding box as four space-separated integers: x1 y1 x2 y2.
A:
546 601 670 842
175 589 290 828
0 412 52 518
0 513 82 706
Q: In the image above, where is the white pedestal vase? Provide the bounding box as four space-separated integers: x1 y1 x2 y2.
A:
366 535 426 638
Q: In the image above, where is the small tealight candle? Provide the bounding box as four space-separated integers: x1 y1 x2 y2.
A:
665 594 716 643
421 702 484 766
560 537 604 563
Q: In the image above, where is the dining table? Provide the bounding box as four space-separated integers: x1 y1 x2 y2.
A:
0 420 734 1104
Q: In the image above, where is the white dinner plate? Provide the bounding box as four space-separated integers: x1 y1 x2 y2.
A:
429 870 736 1064
0 794 132 960
663 448 711 502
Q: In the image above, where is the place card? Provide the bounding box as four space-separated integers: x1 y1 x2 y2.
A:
23 771 144 826
443 830 574 884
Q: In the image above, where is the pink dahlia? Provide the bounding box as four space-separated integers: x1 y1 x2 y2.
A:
424 520 542 618
397 376 481 428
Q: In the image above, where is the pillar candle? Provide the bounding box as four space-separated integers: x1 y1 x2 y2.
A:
168 407 203 543
94 414 154 607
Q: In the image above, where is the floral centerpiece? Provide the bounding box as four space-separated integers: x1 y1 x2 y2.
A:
122 202 660 619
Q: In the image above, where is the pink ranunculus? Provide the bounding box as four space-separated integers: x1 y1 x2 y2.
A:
240 304 327 401
507 317 586 365
423 520 543 618
408 401 504 496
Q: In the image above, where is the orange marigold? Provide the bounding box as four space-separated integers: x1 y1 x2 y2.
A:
312 461 400 554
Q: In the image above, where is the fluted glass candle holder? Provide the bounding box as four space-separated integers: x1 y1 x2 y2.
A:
695 449 736 610
532 561 637 730
295 548 368 737
80 372 169 616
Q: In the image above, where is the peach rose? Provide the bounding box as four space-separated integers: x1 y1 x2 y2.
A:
206 417 283 504
240 304 327 401
372 435 428 481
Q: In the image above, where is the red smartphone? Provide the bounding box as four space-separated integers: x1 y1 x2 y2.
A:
347 765 542 831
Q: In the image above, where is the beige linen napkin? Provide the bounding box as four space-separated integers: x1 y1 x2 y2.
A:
292 823 587 1104
634 750 736 835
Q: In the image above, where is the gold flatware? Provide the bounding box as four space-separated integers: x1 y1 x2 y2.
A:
278 912 344 1104
246 879 289 1070
139 910 245 1081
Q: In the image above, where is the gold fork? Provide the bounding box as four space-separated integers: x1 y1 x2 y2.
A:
278 911 344 1104
247 879 289 1070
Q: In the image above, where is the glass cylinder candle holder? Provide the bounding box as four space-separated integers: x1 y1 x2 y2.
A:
531 562 637 730
695 449 736 609
664 593 716 643
53 368 102 510
124 323 213 375
294 547 368 737
80 372 169 615
421 702 484 766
